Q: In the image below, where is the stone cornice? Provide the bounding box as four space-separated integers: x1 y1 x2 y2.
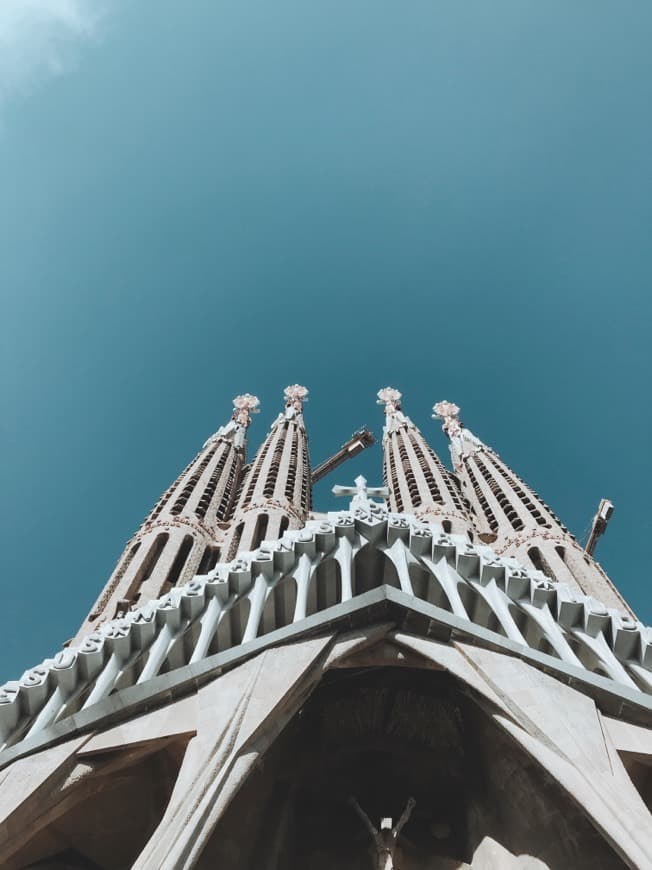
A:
2 500 650 755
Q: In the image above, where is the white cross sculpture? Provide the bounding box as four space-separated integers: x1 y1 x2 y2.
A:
332 475 389 512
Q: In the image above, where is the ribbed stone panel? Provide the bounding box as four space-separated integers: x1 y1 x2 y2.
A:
3 391 649 870
75 404 253 640
433 404 634 617
4 497 650 755
3 622 650 870
379 388 473 536
223 386 312 559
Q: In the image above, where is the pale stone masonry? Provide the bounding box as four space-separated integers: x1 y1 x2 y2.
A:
433 400 632 615
75 394 259 641
378 387 472 536
222 384 312 560
1 387 649 869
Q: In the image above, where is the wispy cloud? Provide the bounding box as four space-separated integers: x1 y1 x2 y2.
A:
0 0 106 108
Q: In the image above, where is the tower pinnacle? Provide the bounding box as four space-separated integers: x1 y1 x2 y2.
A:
205 393 260 449
232 393 260 426
76 395 256 638
377 387 411 436
377 386 402 414
432 400 462 438
434 399 633 614
284 384 308 412
378 388 473 535
222 384 313 558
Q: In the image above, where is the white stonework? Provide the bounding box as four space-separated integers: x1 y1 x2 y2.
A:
1 387 649 869
432 400 633 615
1 623 650 868
2 494 650 752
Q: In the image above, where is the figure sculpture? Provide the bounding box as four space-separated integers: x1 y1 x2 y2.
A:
349 796 416 870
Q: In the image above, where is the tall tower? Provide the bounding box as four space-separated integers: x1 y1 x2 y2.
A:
378 387 472 536
223 384 311 558
433 400 632 614
76 394 259 638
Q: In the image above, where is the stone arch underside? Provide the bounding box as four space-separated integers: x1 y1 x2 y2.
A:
1 625 650 870
2 736 190 869
196 664 626 870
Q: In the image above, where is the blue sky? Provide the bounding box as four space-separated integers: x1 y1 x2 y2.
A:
2 1 651 678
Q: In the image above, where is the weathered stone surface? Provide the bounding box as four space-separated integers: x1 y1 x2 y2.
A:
456 642 613 775
496 714 651 869
324 622 397 669
78 692 197 756
603 713 652 757
133 632 333 869
469 836 550 869
0 733 89 836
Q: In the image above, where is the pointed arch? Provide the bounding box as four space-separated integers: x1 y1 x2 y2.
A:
213 596 251 653
353 544 400 595
279 515 290 536
457 583 504 636
306 559 342 616
409 563 450 610
125 532 169 600
160 534 195 594
259 577 298 635
251 513 269 551
528 546 556 581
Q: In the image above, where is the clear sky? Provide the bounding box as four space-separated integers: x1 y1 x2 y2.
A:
2 1 651 679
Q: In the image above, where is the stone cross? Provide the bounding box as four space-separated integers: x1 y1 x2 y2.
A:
332 475 389 512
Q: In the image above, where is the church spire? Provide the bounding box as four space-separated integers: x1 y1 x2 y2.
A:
377 387 473 536
223 384 312 558
75 394 258 639
433 401 634 615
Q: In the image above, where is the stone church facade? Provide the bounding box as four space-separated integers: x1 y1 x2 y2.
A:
0 387 650 868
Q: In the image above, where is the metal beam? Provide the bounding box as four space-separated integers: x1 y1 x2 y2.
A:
311 428 376 483
585 499 614 556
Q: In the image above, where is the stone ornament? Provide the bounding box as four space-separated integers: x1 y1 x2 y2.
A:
1 488 651 751
432 401 462 438
283 384 309 411
231 393 260 427
377 387 402 414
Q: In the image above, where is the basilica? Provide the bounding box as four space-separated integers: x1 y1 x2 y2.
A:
0 386 650 868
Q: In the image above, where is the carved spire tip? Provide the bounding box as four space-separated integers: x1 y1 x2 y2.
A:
432 401 462 437
231 393 260 427
283 384 309 411
377 387 402 413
